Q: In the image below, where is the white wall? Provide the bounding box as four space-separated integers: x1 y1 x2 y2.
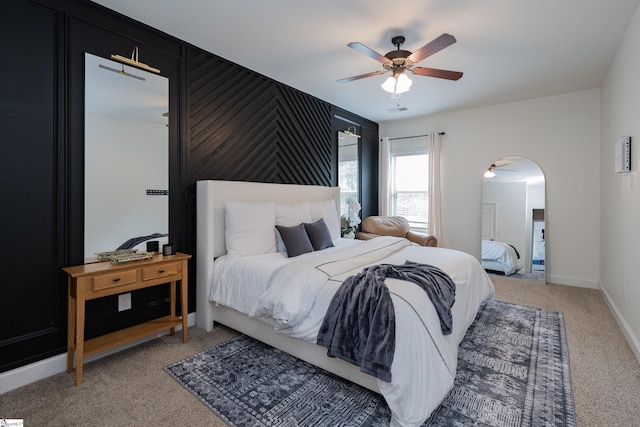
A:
85 112 169 257
482 181 527 255
600 3 640 360
380 89 601 288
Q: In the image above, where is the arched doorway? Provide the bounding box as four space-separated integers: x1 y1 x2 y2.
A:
481 156 545 281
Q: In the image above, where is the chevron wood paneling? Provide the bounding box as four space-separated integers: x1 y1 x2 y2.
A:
186 48 332 186
184 47 335 259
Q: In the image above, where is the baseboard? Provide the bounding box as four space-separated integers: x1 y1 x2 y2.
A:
600 285 640 365
545 273 599 289
0 313 196 395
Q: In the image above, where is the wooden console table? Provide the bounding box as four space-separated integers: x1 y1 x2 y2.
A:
62 252 191 385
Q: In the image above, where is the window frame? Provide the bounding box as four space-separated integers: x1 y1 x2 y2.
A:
389 146 429 231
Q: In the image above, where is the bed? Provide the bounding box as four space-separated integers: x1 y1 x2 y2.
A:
481 239 523 275
196 180 495 426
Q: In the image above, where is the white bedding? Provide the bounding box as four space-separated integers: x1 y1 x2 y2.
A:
211 236 495 426
481 239 523 275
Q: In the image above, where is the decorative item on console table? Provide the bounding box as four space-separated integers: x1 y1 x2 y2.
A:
62 252 191 386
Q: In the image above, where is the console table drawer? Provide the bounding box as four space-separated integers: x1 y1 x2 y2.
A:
92 270 138 292
141 262 181 281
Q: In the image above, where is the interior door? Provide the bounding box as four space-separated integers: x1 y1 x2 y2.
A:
481 203 496 241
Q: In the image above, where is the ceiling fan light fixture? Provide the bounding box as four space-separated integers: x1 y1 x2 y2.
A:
484 164 496 178
381 75 397 93
396 72 412 93
381 72 412 95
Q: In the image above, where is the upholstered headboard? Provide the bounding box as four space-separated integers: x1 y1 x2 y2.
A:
195 180 340 331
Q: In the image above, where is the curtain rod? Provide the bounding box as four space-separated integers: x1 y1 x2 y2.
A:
386 132 445 141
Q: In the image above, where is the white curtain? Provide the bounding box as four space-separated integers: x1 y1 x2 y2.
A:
379 137 391 216
428 132 443 247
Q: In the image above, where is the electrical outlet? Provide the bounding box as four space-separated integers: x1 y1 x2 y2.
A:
118 293 132 311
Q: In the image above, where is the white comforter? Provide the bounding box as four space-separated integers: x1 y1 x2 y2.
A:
211 237 495 426
481 240 523 275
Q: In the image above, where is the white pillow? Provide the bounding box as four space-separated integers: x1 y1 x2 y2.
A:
309 199 340 240
276 202 311 225
225 201 276 259
275 202 311 254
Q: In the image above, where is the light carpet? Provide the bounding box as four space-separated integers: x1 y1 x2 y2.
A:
165 300 576 426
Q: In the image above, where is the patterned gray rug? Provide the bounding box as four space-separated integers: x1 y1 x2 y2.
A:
166 300 575 426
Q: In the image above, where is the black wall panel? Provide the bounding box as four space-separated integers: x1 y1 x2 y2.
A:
0 0 66 372
186 47 332 187
1 0 378 374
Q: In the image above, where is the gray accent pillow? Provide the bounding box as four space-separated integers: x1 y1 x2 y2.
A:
275 224 314 257
304 218 335 251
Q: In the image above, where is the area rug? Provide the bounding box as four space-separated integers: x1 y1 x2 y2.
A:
165 300 575 426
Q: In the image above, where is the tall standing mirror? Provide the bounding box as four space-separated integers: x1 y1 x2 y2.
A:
338 130 359 218
481 156 545 280
84 52 169 259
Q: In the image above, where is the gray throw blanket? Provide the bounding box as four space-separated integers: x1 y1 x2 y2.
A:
317 261 456 382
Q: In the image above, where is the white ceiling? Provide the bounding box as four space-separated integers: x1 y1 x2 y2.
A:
91 0 639 123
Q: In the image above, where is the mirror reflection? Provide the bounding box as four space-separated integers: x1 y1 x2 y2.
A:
481 156 545 280
338 131 359 218
84 52 169 259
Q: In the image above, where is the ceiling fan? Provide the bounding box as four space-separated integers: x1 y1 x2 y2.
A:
484 163 517 178
337 34 463 95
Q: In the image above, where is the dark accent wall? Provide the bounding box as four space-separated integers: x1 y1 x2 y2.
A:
0 0 378 374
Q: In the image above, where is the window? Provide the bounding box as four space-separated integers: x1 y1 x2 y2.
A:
390 144 429 230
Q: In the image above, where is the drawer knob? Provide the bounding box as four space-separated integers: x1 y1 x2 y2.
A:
113 278 121 282
158 269 166 273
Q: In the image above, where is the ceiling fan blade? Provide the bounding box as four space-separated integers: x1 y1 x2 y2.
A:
412 67 463 80
407 33 457 64
337 69 388 83
347 42 389 64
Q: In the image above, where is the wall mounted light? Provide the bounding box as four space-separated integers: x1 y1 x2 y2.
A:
111 46 160 74
343 126 361 138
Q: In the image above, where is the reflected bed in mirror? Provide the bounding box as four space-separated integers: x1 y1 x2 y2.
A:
84 52 169 260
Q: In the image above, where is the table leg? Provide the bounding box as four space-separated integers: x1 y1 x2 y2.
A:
66 278 75 374
169 280 176 336
75 288 85 386
181 260 188 343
